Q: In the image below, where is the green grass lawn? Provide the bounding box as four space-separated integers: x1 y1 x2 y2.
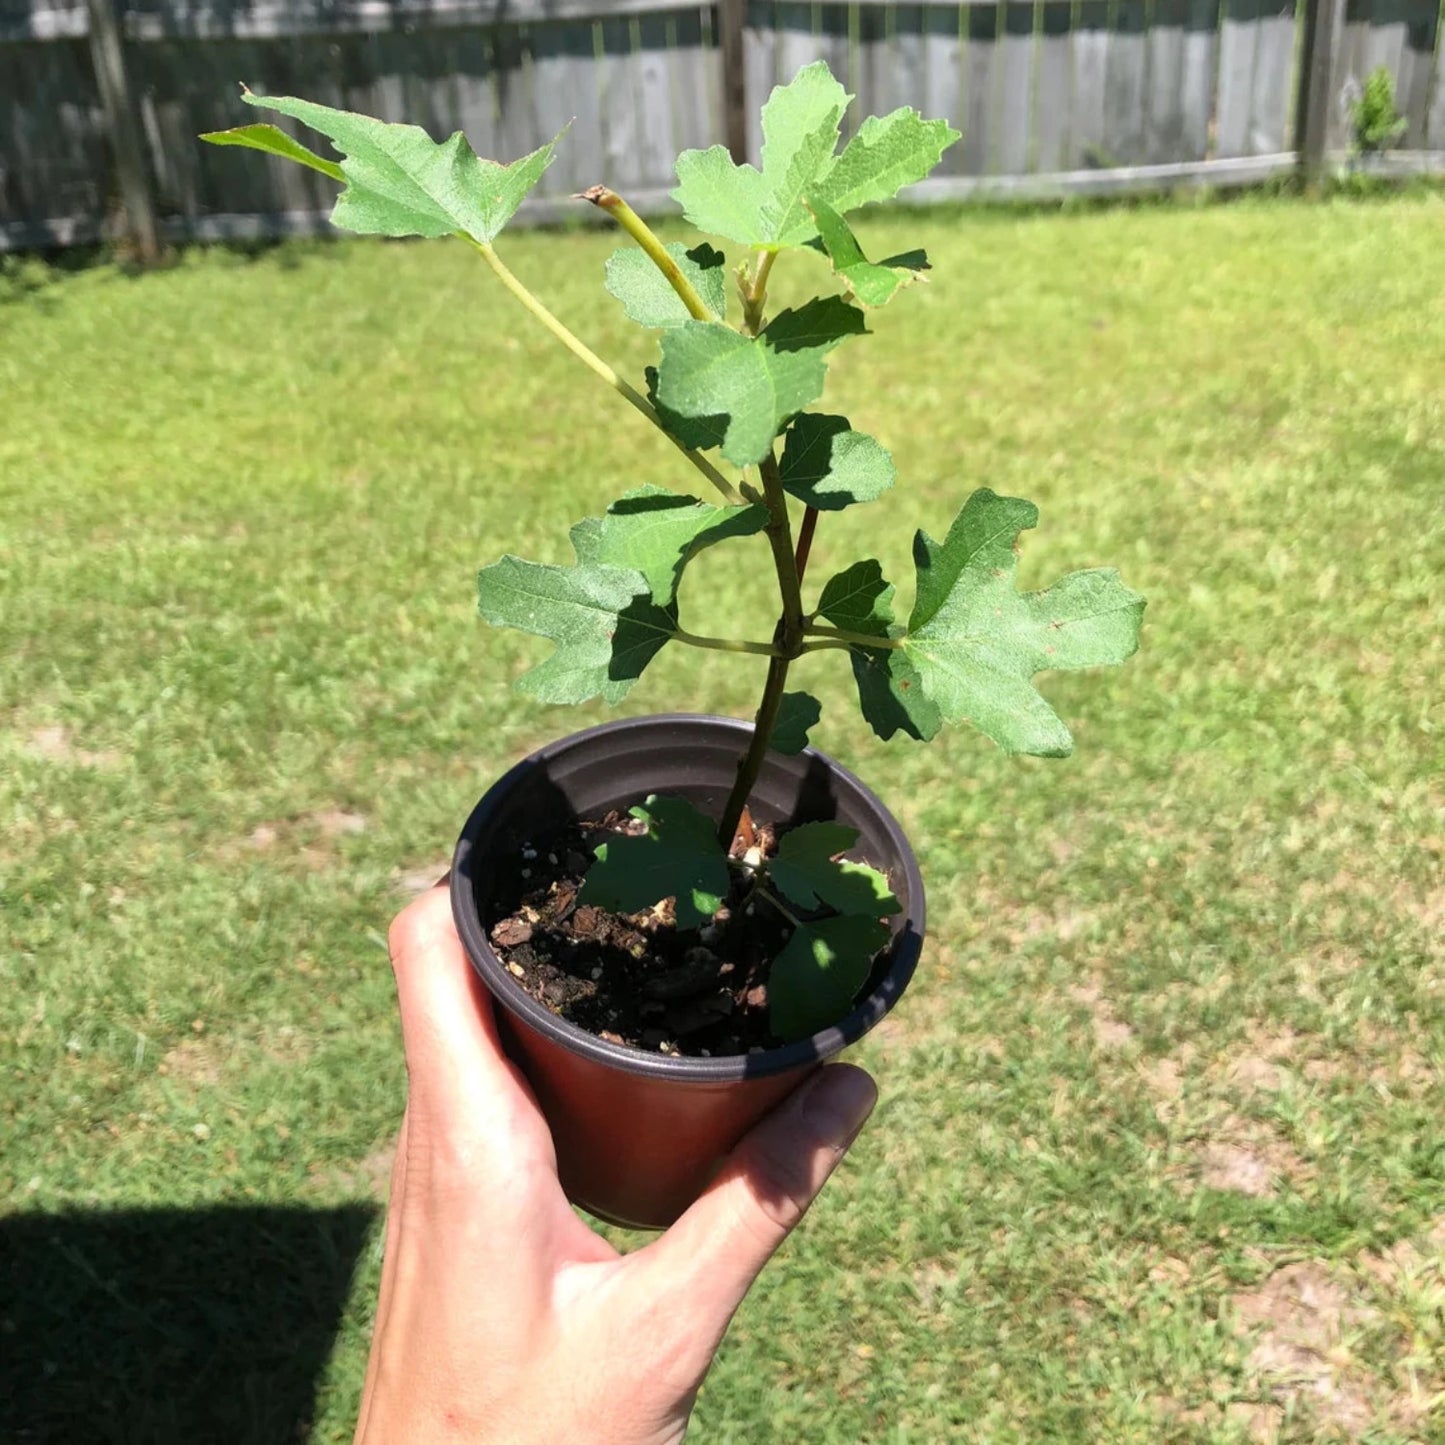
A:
2 192 1442 1442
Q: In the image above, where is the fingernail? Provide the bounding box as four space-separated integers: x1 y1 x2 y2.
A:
802 1066 878 1149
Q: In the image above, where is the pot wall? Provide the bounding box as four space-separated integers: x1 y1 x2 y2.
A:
451 715 925 1228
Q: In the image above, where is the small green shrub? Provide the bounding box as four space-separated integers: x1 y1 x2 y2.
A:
1351 66 1408 154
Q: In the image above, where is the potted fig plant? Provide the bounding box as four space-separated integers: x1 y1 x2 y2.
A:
204 63 1145 1227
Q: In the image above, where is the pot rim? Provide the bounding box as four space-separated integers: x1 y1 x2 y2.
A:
451 713 925 1083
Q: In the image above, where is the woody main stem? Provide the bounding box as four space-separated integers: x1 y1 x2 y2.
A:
717 453 805 846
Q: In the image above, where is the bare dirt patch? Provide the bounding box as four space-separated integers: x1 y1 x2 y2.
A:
25 724 121 770
1187 1114 1310 1199
1230 1263 1377 1436
1068 981 1134 1050
314 809 366 838
158 1034 228 1087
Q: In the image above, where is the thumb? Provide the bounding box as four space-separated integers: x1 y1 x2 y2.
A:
631 1064 877 1342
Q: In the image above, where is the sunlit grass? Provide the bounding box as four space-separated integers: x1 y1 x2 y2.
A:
2 190 1441 1440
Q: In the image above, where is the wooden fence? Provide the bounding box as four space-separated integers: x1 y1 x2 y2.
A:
2 0 1443 252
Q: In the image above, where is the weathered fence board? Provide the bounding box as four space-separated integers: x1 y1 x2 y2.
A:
3 0 1444 252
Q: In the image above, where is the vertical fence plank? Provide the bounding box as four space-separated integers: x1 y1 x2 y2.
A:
1429 4 1445 145
891 3 928 109
528 22 580 193
1396 0 1441 142
667 7 718 156
84 0 161 260
774 0 818 82
1069 0 1111 165
1216 0 1262 155
453 27 500 167
961 0 999 169
996 0 1034 171
597 14 644 188
1327 0 1370 148
1144 0 1186 160
1179 0 1219 156
1034 0 1073 169
1103 0 1148 162
854 3 890 113
635 13 677 187
923 4 966 165
1249 0 1298 149
1297 0 1341 173
744 0 777 158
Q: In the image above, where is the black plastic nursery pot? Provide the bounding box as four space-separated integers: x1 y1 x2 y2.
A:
450 714 926 1229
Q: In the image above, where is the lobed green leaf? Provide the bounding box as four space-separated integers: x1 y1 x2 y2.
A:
603 242 728 328
767 915 890 1042
671 61 848 249
901 489 1146 756
771 692 822 755
779 414 895 510
770 822 901 918
810 107 960 217
199 123 345 181
654 297 866 466
807 196 929 308
569 486 767 606
236 88 559 244
582 795 729 930
475 552 675 706
817 560 940 742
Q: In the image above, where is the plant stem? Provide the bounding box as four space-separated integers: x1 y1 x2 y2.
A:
717 247 801 847
793 505 819 582
717 653 792 848
801 623 904 650
717 449 806 846
740 248 777 336
579 187 714 321
759 453 805 637
672 628 781 657
754 883 802 928
464 237 743 505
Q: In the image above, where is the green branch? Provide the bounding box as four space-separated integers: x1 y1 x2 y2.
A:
465 237 743 505
673 629 781 658
803 622 904 650
581 186 714 322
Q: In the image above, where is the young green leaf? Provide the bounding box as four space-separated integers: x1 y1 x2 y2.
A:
901 489 1146 756
671 61 848 249
476 553 675 705
569 486 768 606
810 107 960 216
236 89 559 244
582 795 730 930
199 123 345 181
807 196 928 308
771 691 822 755
779 414 895 510
770 821 901 917
641 366 728 452
654 297 866 466
604 242 727 328
767 915 890 1042
817 560 941 742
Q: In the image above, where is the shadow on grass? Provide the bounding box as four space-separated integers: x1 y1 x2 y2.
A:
0 1203 376 1444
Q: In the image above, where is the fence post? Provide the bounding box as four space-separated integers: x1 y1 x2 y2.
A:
718 0 748 162
84 0 163 264
1296 0 1346 186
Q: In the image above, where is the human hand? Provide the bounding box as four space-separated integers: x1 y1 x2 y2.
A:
354 886 878 1445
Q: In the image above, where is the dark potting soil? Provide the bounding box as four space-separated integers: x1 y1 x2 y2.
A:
482 810 832 1058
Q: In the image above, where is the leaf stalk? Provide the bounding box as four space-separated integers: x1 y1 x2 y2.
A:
580 186 715 322
464 237 743 505
673 629 781 658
